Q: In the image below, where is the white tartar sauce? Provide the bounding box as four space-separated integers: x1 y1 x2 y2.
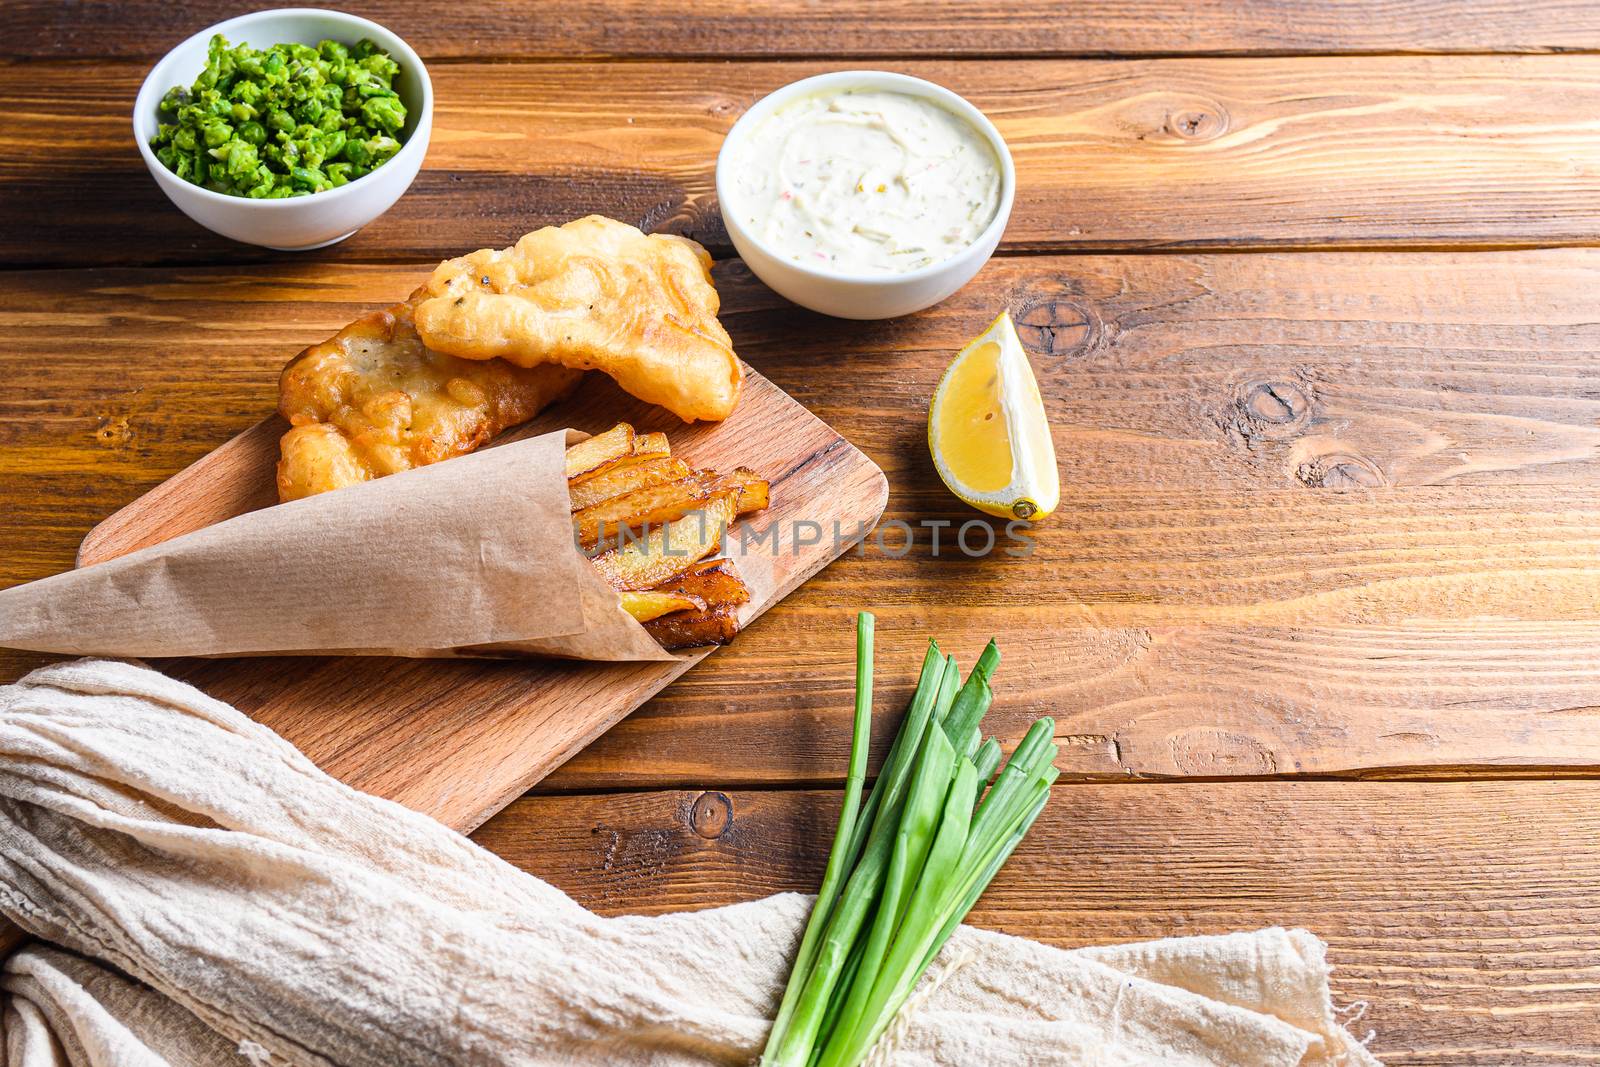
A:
730 89 1002 275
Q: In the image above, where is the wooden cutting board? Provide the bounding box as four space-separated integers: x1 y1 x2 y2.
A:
76 366 887 834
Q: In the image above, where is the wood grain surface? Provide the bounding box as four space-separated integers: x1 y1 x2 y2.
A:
10 57 1600 266
475 781 1600 1066
5 2 1600 1061
3 252 1596 790
7 0 1600 59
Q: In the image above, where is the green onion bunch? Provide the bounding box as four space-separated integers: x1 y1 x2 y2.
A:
762 612 1058 1067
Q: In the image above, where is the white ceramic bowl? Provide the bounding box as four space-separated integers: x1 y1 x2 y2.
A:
716 71 1014 320
133 8 432 251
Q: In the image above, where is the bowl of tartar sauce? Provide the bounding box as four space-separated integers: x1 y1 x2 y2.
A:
716 71 1014 320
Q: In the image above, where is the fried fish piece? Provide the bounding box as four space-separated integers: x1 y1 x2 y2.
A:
276 301 583 501
410 215 742 423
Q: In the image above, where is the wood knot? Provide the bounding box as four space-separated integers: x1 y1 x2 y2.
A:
1287 435 1387 489
1166 106 1227 142
643 193 726 252
1295 452 1387 489
712 257 758 286
1013 287 1101 361
1168 728 1278 775
94 414 133 448
1245 381 1309 427
689 791 733 839
1226 379 1312 443
1129 93 1230 146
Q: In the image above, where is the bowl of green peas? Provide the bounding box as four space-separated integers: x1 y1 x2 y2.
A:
134 9 432 250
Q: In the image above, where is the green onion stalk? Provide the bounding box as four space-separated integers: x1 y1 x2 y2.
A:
760 614 1056 1067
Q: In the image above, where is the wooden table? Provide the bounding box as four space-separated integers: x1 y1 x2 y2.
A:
5 3 1600 1062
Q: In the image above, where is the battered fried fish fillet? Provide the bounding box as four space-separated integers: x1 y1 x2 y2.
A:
276 301 583 501
410 216 742 423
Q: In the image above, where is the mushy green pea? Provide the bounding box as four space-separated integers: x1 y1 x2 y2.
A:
151 34 407 198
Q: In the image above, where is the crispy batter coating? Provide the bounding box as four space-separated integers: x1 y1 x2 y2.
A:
276 302 582 501
410 216 742 423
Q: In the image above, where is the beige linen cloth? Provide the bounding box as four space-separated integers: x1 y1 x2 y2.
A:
0 660 1380 1067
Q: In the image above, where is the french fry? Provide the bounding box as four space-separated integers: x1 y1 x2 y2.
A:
590 491 738 591
566 431 671 493
655 558 751 610
572 422 767 650
574 475 720 550
629 431 671 459
567 456 693 512
565 423 634 479
619 589 706 623
716 467 770 515
643 605 740 650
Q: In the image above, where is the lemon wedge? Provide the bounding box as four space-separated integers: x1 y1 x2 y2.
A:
928 310 1059 521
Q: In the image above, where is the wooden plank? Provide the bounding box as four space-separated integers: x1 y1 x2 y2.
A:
4 252 1599 494
55 367 886 833
7 0 1600 60
2 249 1598 783
10 57 1600 266
473 780 1600 1067
551 614 1600 786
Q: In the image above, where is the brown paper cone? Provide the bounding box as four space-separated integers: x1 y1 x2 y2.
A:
0 430 676 662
